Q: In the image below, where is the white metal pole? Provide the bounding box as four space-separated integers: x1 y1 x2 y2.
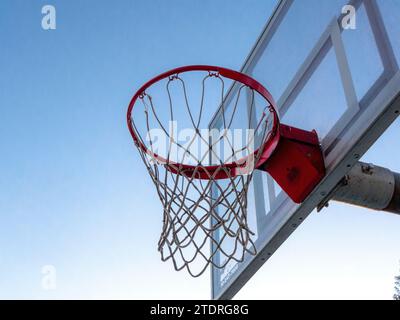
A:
327 162 400 214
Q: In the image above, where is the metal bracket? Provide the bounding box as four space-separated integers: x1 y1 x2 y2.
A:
259 124 326 203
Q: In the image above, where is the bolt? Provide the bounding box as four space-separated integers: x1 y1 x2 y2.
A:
361 163 374 174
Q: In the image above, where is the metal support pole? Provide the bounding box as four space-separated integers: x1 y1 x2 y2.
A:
318 162 400 214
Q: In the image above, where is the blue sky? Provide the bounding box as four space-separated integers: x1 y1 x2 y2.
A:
0 0 399 299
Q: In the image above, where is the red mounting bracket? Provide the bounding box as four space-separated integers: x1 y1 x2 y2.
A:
258 124 326 203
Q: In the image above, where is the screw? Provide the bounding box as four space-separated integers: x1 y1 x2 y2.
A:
361 163 374 174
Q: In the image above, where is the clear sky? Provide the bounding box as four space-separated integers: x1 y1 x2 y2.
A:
0 0 399 300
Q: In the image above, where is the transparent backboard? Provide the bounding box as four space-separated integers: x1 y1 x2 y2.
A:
210 0 400 299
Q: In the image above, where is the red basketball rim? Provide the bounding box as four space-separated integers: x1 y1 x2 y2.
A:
127 65 281 179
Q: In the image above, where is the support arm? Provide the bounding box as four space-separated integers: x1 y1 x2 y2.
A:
319 162 400 215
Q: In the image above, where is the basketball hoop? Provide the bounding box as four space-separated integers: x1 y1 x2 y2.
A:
127 65 325 276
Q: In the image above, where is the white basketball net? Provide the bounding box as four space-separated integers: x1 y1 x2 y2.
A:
130 71 274 276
